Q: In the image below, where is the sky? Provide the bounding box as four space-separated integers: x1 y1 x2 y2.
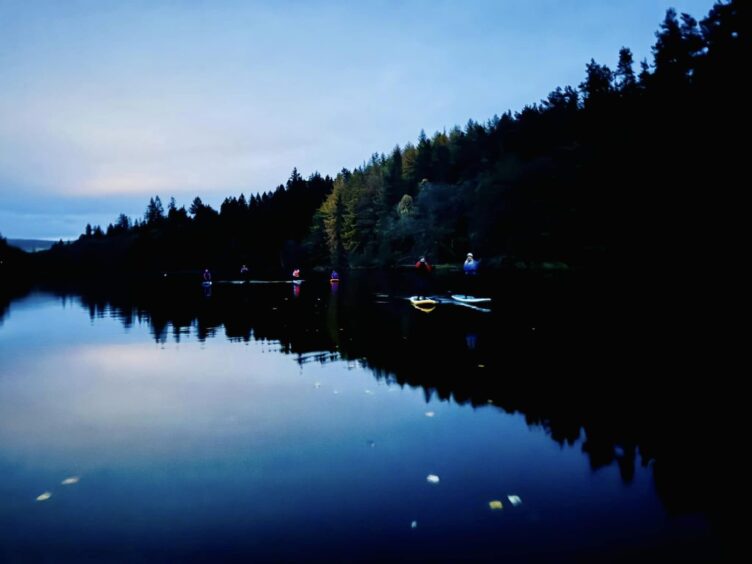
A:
0 0 713 240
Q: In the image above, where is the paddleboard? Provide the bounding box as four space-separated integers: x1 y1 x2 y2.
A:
451 294 491 304
452 302 491 313
409 296 438 306
215 280 303 284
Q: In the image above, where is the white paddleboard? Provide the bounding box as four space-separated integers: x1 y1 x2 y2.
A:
451 294 491 304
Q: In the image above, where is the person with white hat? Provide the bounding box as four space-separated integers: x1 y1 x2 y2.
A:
462 252 480 297
463 252 478 275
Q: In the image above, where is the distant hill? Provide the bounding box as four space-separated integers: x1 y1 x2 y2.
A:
7 239 56 252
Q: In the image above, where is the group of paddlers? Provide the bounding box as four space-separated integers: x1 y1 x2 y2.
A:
201 253 477 284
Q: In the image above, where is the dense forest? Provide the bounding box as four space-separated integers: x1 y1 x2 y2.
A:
10 0 746 280
0 233 31 286
36 170 333 279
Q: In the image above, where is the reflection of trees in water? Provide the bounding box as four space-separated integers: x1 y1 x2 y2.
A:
0 295 9 325
0 286 31 326
33 274 725 525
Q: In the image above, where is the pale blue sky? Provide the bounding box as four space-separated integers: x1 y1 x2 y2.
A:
0 0 712 239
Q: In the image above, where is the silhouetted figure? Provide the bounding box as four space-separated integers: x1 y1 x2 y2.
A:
463 253 478 275
240 264 249 282
415 256 432 297
415 256 432 274
463 253 479 296
201 269 212 297
291 268 303 288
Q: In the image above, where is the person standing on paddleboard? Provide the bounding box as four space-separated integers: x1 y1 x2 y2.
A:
415 256 433 298
464 253 478 275
463 253 479 296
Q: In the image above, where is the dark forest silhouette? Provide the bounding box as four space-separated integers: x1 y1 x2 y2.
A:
5 1 743 281
0 234 31 290
31 170 333 279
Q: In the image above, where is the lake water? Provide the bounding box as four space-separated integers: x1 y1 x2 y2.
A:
0 273 724 562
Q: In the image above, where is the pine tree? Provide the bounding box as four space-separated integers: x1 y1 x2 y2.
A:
615 47 636 92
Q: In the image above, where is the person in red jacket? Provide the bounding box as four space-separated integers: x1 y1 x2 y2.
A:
415 256 432 297
415 256 432 274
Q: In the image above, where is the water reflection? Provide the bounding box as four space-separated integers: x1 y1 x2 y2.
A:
10 279 722 494
0 273 727 560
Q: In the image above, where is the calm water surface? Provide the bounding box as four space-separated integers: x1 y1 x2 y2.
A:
0 274 723 561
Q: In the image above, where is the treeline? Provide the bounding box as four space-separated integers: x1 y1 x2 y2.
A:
308 0 746 271
1 233 31 288
40 169 333 278
37 0 746 278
